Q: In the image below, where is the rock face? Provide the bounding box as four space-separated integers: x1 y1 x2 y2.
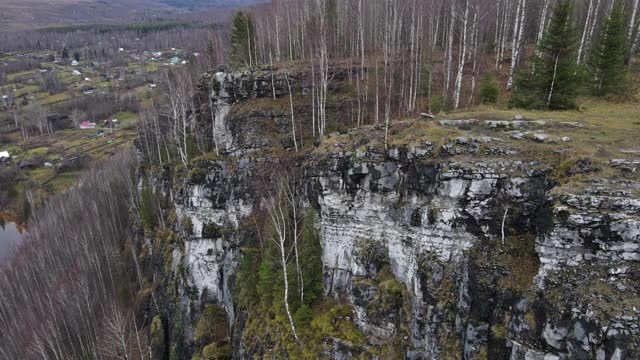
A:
306 148 555 358
149 70 640 359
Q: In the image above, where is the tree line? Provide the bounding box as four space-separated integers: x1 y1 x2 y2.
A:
138 0 638 162
0 21 228 62
232 0 638 116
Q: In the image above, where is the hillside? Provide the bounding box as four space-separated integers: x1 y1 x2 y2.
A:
161 0 263 10
0 0 263 31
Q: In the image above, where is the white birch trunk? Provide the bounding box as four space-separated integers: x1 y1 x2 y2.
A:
453 0 470 109
535 0 551 57
444 2 455 98
285 73 298 152
547 56 559 107
507 0 526 90
467 4 479 106
577 0 595 65
628 0 639 44
586 0 602 57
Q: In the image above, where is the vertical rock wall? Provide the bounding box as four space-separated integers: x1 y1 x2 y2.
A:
148 70 639 359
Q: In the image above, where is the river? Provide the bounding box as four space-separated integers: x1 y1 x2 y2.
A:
0 220 24 261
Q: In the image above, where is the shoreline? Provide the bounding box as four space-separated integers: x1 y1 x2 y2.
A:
0 211 26 232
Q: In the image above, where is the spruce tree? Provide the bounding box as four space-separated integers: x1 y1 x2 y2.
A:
479 73 500 104
230 11 256 67
588 4 631 97
511 0 581 110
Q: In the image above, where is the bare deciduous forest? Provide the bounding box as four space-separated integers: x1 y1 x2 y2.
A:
0 152 142 359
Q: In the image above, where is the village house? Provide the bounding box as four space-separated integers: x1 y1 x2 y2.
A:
0 151 10 164
79 121 96 129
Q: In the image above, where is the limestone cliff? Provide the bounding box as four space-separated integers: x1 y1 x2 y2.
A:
141 69 639 360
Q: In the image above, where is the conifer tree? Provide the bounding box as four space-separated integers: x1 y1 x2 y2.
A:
511 0 581 109
479 73 500 104
588 3 631 97
230 11 256 67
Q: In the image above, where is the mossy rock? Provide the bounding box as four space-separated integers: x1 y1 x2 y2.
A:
195 304 229 345
354 238 389 277
310 304 367 346
150 315 166 360
201 342 232 360
202 222 224 239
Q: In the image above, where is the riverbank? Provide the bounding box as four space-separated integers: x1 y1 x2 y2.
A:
0 210 25 230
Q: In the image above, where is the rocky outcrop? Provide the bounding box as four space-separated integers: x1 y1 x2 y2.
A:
306 145 556 358
147 70 640 359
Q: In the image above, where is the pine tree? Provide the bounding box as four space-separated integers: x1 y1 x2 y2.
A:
588 3 631 97
511 0 581 110
230 11 256 67
479 73 500 104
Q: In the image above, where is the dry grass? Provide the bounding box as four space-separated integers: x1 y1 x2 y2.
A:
442 98 640 162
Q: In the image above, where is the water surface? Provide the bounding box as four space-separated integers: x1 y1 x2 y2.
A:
0 220 24 261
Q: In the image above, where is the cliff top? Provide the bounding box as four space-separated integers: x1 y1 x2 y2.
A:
314 98 640 195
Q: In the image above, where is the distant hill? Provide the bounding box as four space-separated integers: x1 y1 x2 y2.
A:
161 0 262 10
0 0 264 32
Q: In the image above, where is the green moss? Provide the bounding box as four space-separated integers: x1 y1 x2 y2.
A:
372 278 403 313
194 304 229 344
202 342 232 360
354 238 389 274
427 207 438 225
293 303 313 327
189 164 209 184
202 222 224 239
150 315 166 359
169 345 178 360
181 215 193 235
310 304 367 346
471 345 489 360
134 286 153 313
524 311 537 331
439 327 462 360
496 235 539 294
491 323 508 339
375 264 395 283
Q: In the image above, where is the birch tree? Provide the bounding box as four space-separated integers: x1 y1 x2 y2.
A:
266 179 300 341
158 69 194 166
627 0 640 58
507 0 527 90
453 0 471 109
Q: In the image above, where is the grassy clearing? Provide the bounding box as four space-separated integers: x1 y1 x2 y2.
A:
40 92 69 105
442 98 640 161
320 96 638 163
1 125 137 219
